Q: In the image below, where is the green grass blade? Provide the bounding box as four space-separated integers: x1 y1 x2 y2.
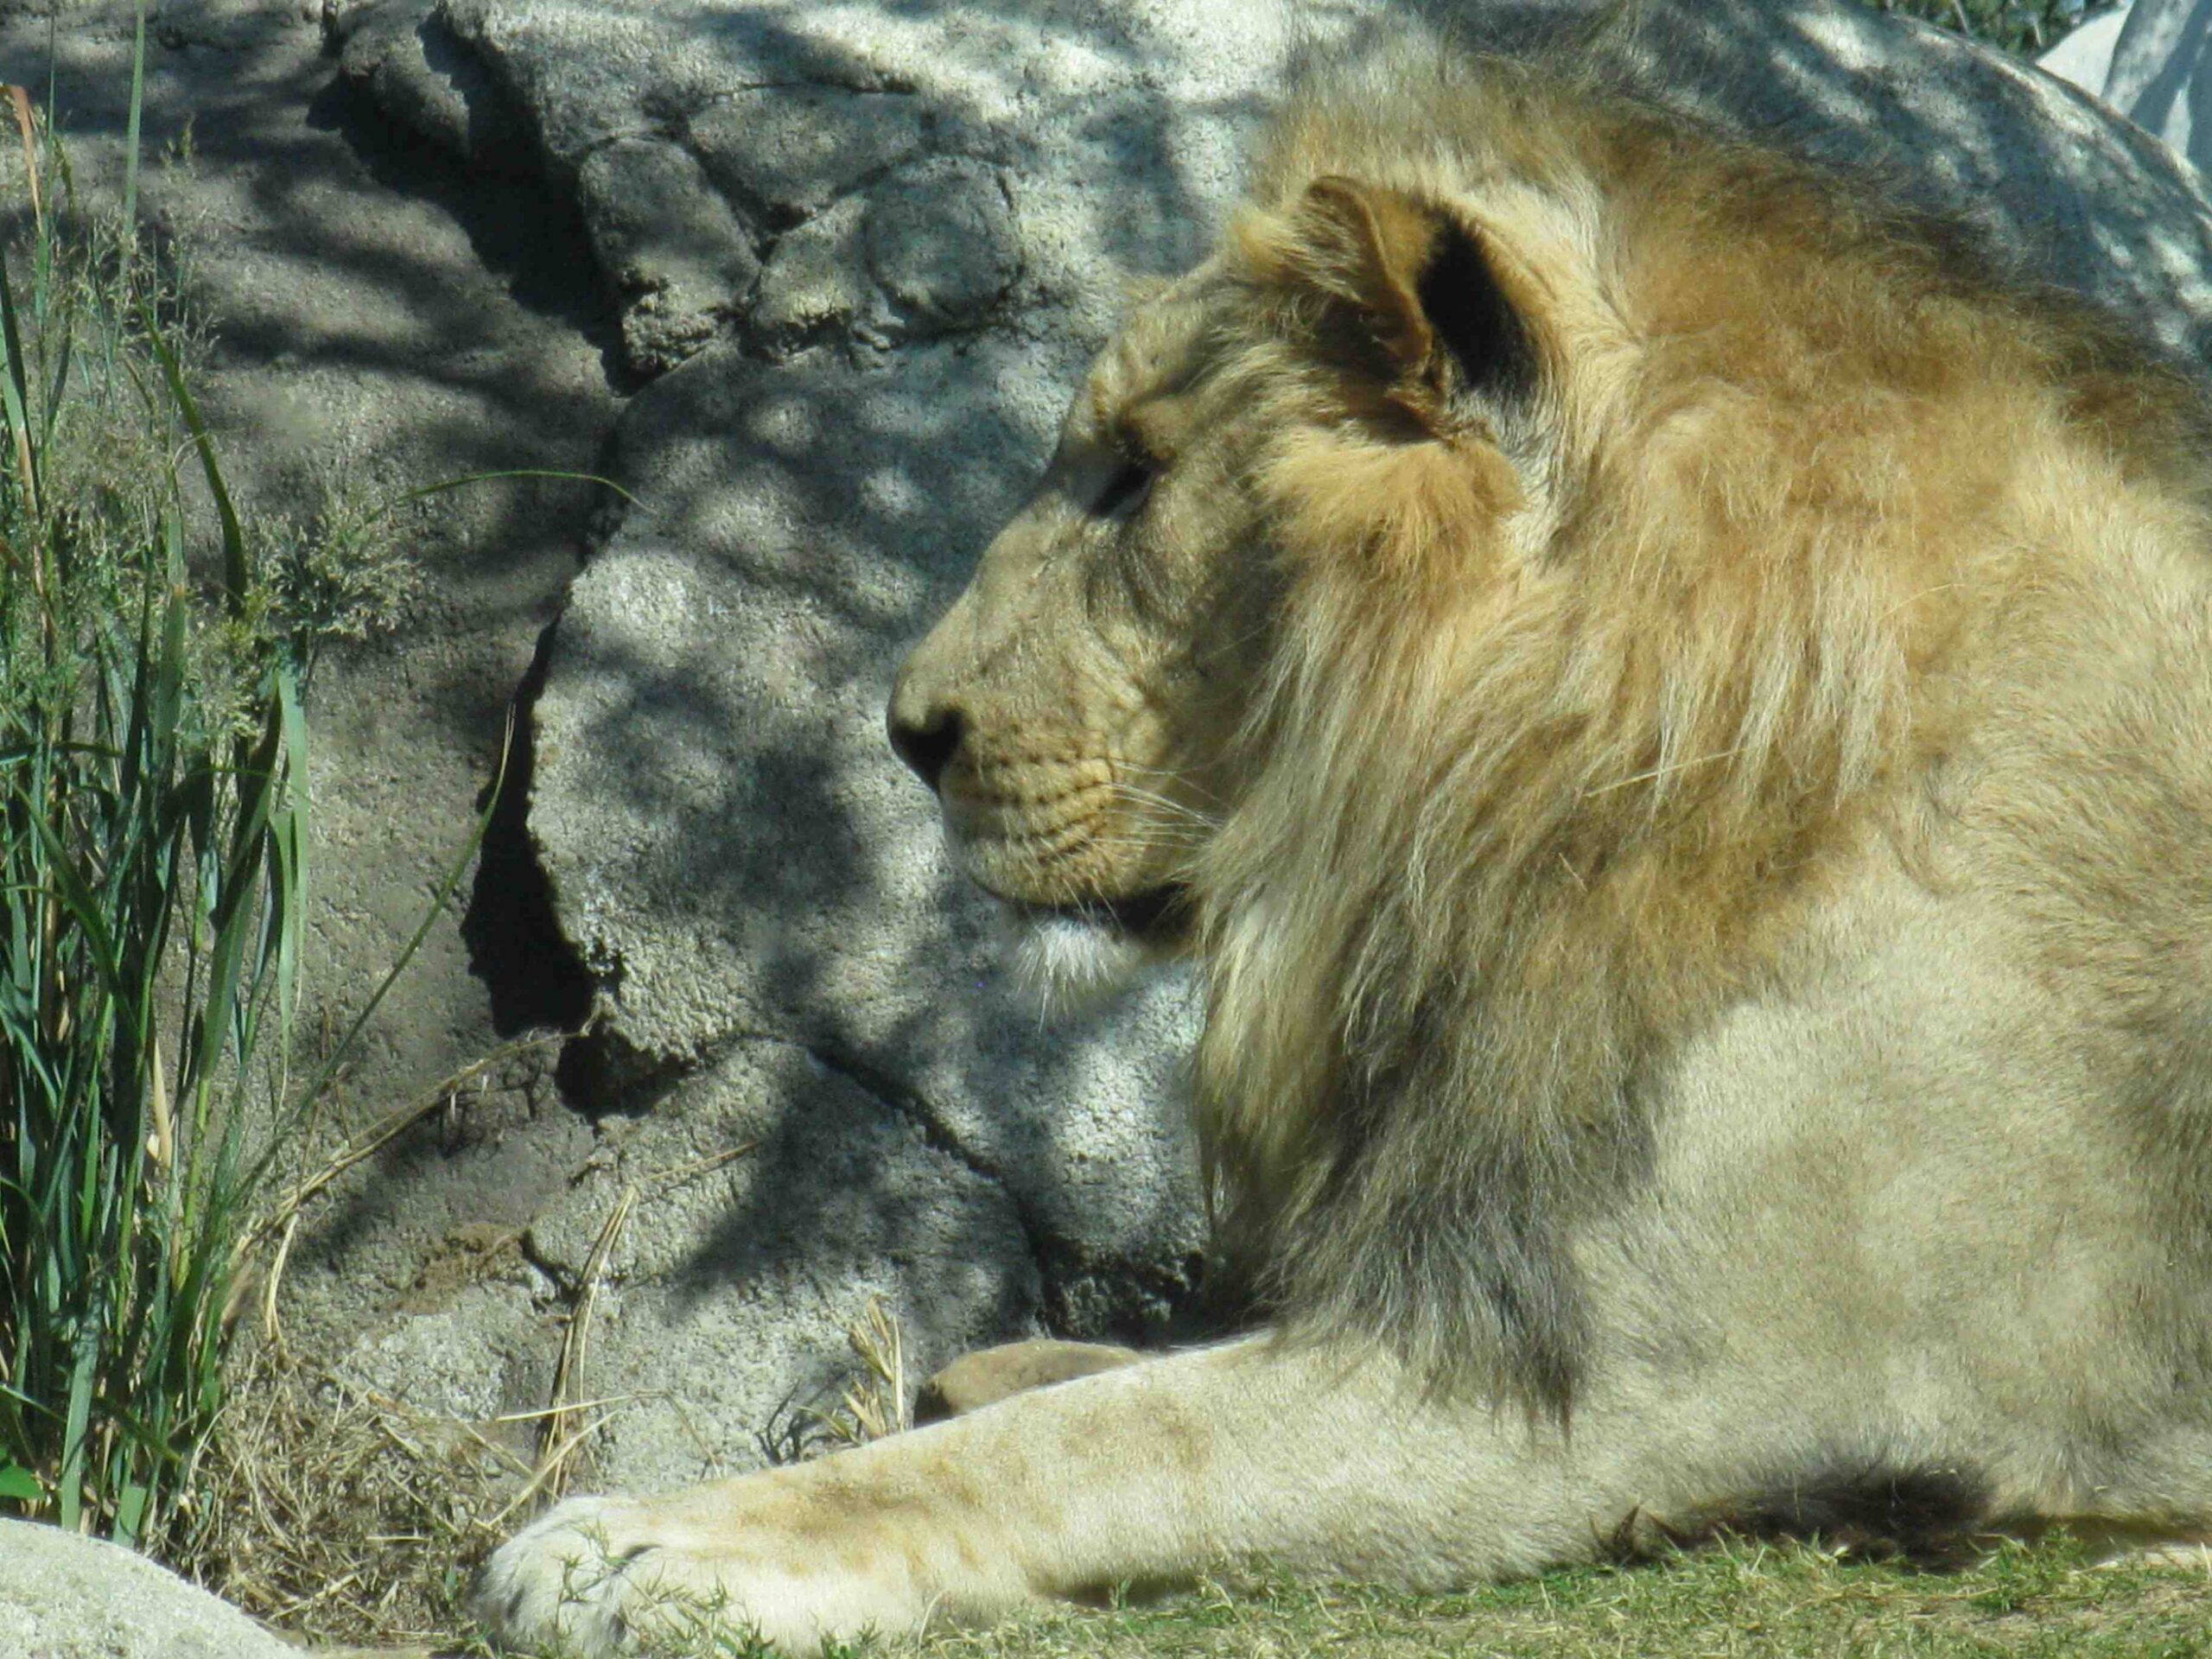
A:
183 696 284 1106
111 1478 148 1548
17 800 121 996
137 308 246 612
120 3 145 266
55 1315 97 1531
0 63 550 1561
39 297 70 458
0 243 41 516
153 518 188 756
270 664 308 1035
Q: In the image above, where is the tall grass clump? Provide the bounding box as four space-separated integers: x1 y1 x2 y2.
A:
0 48 415 1549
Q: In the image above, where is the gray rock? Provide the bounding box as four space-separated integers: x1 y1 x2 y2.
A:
575 135 761 373
0 1519 297 1659
363 0 1293 370
514 1038 1039 1492
335 0 529 165
865 156 1022 336
340 1279 553 1423
686 86 935 224
752 191 872 350
353 0 2212 377
753 156 1023 352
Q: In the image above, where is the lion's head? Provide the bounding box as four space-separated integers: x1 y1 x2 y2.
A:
890 35 2200 1409
887 276 1277 1001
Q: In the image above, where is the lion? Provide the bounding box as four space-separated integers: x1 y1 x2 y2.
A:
475 21 2212 1655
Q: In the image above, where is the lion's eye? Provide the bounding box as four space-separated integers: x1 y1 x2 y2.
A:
1091 454 1155 519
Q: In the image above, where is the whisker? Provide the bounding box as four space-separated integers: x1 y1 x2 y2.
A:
1101 780 1223 830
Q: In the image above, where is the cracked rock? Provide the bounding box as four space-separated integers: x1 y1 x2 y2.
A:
686 86 933 224
576 135 762 374
515 1039 1039 1491
866 156 1020 334
751 191 871 349
336 0 530 164
753 156 1021 351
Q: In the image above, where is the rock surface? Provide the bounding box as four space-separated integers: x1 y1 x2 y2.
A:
346 0 2212 374
3 0 2212 1561
0 1519 298 1659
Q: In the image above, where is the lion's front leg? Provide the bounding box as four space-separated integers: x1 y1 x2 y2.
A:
474 1333 1669 1656
472 1337 1270 1653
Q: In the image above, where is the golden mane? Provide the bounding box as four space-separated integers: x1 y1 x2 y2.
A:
1183 40 2212 1409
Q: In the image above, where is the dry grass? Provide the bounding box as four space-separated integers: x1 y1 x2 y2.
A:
160 1039 570 1649
178 1223 920 1652
535 1182 638 1505
808 1296 913 1452
167 1344 524 1650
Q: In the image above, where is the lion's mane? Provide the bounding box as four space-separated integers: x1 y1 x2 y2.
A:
1179 31 2212 1411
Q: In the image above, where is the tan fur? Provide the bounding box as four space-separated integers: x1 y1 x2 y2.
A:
476 29 2212 1655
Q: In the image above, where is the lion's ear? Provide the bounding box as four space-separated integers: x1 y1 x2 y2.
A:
1276 176 1533 418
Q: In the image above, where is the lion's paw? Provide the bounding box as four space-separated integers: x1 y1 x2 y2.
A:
473 1494 668 1654
473 1485 939 1656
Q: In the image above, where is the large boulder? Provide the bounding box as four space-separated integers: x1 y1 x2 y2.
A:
336 0 1321 1497
344 0 2212 376
0 1520 298 1659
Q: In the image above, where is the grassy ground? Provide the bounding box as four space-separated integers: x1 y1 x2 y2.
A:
404 1535 2212 1659
892 1542 2212 1659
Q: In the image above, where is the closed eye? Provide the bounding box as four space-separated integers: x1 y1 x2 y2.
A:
1091 454 1155 518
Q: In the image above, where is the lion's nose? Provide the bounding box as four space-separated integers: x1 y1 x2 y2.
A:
887 695 965 794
